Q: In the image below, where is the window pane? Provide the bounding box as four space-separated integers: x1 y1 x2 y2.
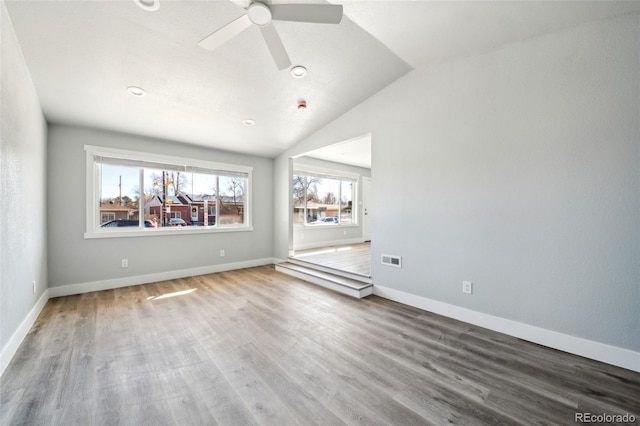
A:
99 164 140 228
219 176 245 225
340 180 354 224
292 175 306 226
143 169 190 228
187 172 217 226
310 177 340 225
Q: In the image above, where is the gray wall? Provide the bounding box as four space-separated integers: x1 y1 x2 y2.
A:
47 125 274 288
0 3 48 356
293 156 371 250
276 14 640 351
273 155 292 259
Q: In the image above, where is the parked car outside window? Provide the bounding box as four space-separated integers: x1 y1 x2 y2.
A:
168 218 188 227
310 216 339 225
101 219 156 228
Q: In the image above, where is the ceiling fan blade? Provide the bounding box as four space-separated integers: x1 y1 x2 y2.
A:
270 4 343 24
260 24 291 70
228 0 251 9
199 13 252 51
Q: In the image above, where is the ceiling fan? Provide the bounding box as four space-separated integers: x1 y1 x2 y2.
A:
198 1 343 70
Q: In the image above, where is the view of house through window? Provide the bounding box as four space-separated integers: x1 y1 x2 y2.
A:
91 146 250 233
293 172 355 226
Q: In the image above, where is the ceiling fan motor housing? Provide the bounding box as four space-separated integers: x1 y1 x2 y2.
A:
248 3 272 26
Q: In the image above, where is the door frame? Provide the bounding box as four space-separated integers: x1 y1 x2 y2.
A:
362 176 371 242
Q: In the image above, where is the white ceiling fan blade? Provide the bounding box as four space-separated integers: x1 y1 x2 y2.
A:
228 0 251 9
199 13 252 51
270 4 343 24
260 24 291 70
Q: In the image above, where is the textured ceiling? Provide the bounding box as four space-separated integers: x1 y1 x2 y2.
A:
4 0 410 157
5 0 640 161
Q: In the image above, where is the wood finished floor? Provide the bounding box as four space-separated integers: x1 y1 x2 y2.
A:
292 243 371 277
1 265 639 425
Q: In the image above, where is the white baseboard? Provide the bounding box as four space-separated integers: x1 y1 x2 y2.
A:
293 237 364 251
373 284 640 373
1 289 50 377
48 258 278 298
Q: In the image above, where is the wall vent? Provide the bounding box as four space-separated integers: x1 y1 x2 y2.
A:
381 254 402 268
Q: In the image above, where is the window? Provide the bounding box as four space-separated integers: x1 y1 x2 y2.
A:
101 213 115 223
86 145 252 237
293 170 356 226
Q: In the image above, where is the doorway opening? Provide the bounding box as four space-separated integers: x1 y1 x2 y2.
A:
289 134 372 279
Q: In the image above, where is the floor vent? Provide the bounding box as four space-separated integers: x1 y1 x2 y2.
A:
381 254 402 268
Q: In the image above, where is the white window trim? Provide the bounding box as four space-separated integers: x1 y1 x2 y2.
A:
85 145 253 239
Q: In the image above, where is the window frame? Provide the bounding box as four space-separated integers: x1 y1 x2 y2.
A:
85 145 253 238
293 166 358 228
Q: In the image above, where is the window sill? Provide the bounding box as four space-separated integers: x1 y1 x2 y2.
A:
85 226 253 239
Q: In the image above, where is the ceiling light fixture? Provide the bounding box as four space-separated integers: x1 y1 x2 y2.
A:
243 119 256 126
290 65 307 79
133 0 160 12
127 86 146 96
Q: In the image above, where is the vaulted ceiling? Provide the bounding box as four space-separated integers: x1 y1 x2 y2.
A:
5 1 640 160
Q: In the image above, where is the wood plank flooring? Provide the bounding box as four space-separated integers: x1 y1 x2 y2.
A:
1 265 639 425
292 243 371 277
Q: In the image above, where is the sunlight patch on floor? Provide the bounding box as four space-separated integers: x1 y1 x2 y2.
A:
147 288 197 301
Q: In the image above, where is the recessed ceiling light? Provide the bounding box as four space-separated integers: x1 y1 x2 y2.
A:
133 0 160 12
290 65 307 79
127 86 146 96
243 119 255 126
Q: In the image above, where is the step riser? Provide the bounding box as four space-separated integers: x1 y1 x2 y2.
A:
286 258 372 284
275 265 373 299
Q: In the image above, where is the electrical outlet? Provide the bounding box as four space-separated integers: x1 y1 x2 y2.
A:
121 259 129 268
462 281 473 294
220 249 225 257
33 280 37 294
